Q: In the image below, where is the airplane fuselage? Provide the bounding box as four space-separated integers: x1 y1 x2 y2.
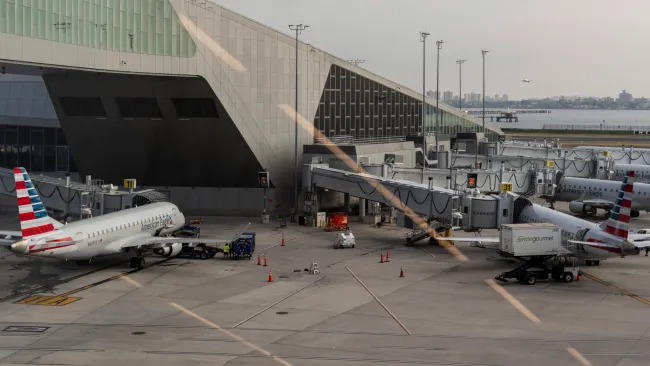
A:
13 202 185 260
518 203 621 260
555 176 650 212
613 164 650 183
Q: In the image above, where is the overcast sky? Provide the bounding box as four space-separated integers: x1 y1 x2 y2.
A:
213 0 650 100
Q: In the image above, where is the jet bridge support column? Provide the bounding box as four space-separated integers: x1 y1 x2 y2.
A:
359 198 366 221
344 193 350 213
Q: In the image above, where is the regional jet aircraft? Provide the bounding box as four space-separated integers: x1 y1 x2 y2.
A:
522 79 531 83
544 174 650 218
442 171 648 265
1 167 247 269
612 164 650 183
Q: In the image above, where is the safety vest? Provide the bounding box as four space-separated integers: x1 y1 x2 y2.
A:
223 243 229 253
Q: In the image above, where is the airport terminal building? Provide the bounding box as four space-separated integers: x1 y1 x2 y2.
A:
0 0 503 215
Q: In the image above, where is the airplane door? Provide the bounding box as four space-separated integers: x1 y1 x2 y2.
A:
74 232 84 251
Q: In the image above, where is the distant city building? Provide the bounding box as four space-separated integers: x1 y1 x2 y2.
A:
443 90 453 101
502 94 508 102
618 89 633 103
426 90 439 100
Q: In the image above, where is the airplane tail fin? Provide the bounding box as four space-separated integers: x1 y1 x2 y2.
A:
13 167 63 238
602 170 634 240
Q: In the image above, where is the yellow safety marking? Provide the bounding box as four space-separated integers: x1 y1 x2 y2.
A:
582 272 650 306
15 295 81 306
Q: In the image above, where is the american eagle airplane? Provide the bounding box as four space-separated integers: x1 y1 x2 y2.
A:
544 173 650 218
443 171 647 265
1 167 246 269
612 164 650 183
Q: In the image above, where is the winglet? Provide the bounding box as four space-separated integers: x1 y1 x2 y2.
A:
602 170 635 240
13 167 63 238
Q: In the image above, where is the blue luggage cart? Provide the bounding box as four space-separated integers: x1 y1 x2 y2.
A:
232 232 256 259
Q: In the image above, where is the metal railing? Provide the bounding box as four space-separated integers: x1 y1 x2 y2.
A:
543 124 650 132
315 135 407 145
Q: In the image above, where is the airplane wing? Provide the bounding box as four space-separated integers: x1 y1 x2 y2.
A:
0 230 22 247
119 222 252 250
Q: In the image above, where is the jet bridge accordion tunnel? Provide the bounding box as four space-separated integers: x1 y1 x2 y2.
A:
305 165 520 231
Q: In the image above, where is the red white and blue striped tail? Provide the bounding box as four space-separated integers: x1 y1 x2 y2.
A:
603 170 635 240
13 167 63 238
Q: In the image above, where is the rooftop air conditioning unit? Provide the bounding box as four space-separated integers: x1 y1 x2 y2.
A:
359 156 371 165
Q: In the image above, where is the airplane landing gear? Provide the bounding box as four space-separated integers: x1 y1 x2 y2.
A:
585 260 601 266
631 210 640 218
130 248 145 270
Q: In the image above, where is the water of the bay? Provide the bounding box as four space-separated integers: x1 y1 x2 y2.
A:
466 108 650 129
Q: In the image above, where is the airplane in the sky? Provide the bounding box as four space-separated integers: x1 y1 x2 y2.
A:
2 167 246 269
522 79 531 83
443 171 647 265
544 173 650 218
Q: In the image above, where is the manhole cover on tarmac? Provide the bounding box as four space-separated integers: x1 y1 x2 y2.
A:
131 331 146 335
276 311 289 315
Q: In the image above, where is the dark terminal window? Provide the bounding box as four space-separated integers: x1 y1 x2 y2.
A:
172 98 219 118
59 97 106 117
115 98 162 118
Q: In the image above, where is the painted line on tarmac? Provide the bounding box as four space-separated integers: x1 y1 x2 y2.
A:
232 276 325 329
345 266 411 335
12 257 174 306
581 272 650 306
420 247 436 259
55 257 173 298
170 302 295 366
0 259 131 304
485 279 593 365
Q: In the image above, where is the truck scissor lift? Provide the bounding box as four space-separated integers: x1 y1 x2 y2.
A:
495 252 580 285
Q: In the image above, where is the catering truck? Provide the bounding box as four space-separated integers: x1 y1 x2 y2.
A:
496 223 579 285
499 223 562 257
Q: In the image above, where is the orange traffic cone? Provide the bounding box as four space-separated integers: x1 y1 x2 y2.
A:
268 269 273 282
281 234 285 247
380 252 384 263
576 272 581 281
399 266 404 278
257 255 261 266
385 250 390 262
263 254 268 267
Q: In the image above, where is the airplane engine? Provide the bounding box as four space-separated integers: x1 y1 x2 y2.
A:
569 201 597 216
154 243 183 257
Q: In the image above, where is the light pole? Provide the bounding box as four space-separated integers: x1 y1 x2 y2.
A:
289 23 309 216
435 40 443 161
420 31 429 168
481 49 489 133
456 59 466 112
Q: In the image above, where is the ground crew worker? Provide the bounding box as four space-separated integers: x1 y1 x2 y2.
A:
223 242 229 259
645 247 649 257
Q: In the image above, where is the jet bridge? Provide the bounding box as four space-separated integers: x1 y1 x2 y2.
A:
0 168 168 219
304 165 522 231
